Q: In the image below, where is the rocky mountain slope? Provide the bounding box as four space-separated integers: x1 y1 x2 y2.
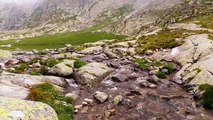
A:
0 0 182 39
0 0 213 120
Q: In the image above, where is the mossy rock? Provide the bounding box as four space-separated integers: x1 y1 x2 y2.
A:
0 96 58 120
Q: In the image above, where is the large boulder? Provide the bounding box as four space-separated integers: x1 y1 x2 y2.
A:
0 97 58 120
173 34 213 86
74 62 113 85
80 46 102 54
0 71 67 99
0 50 12 63
49 59 74 76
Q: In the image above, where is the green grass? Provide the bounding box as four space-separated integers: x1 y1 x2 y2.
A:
136 28 213 54
182 13 213 29
136 29 184 54
0 31 126 51
199 84 213 109
13 63 29 74
155 71 167 79
74 59 87 68
27 83 74 120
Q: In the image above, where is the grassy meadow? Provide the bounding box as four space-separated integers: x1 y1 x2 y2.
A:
0 31 126 51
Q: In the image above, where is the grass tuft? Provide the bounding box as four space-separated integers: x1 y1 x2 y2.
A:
27 83 74 120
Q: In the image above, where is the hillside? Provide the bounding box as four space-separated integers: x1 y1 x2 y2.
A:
0 0 182 39
0 0 213 120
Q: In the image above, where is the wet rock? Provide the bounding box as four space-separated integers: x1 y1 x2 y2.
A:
94 91 108 103
111 69 132 82
65 91 80 101
113 95 123 104
74 62 113 85
84 98 94 104
146 101 170 115
109 62 120 69
140 80 157 88
105 109 116 118
74 105 83 110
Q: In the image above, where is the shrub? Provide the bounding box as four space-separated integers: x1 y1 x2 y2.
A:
155 71 167 79
162 63 175 75
27 83 74 120
74 59 86 68
199 84 213 109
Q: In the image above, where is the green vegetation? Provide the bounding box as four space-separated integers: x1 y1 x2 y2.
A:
29 69 40 75
13 63 28 73
136 29 184 54
199 84 213 109
0 31 126 51
134 58 163 70
183 13 213 29
47 59 60 68
74 59 87 68
136 28 213 54
134 58 175 79
162 63 175 75
134 59 150 70
155 71 167 79
27 83 74 120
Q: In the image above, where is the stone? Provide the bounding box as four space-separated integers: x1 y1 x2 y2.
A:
82 102 88 106
32 62 41 67
173 34 213 86
84 98 94 104
114 95 123 104
94 91 108 103
80 46 102 54
65 91 80 101
49 62 73 76
111 69 132 82
0 50 12 60
74 105 83 109
62 59 75 68
52 53 65 59
0 97 57 120
0 71 67 99
74 62 113 85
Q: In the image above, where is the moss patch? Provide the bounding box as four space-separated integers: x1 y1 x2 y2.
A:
74 59 87 68
27 83 74 120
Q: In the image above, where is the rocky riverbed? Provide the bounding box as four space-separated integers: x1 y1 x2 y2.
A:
1 34 213 119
